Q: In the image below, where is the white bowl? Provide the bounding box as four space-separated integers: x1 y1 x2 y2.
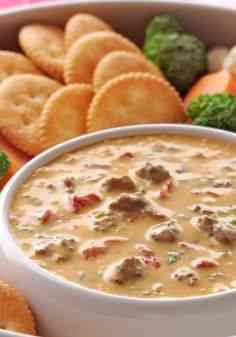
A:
1 2 236 337
1 124 236 337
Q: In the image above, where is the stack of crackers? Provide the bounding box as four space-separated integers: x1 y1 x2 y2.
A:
0 13 185 159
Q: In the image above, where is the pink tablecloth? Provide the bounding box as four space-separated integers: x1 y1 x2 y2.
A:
0 0 50 8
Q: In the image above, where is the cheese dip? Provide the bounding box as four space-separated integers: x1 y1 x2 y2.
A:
9 134 236 298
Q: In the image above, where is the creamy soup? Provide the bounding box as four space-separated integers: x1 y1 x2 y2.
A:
9 134 236 298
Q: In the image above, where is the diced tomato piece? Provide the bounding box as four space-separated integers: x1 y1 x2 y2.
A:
142 256 161 269
191 257 219 269
119 152 134 160
39 209 52 224
72 193 101 212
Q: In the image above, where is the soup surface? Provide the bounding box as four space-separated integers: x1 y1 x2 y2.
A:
9 134 236 298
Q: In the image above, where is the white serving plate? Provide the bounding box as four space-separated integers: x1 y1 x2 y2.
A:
1 2 236 337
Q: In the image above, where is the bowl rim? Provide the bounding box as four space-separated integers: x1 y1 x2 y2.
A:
2 124 236 309
0 330 39 337
0 0 235 18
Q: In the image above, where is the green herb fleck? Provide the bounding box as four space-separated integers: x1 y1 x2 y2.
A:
167 251 179 264
0 151 10 178
139 187 147 194
231 219 236 225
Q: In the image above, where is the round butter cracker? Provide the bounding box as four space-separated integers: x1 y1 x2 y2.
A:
64 31 141 84
0 74 61 155
65 13 112 49
87 72 185 132
19 24 65 82
93 51 163 91
40 84 94 148
0 51 41 82
0 281 36 335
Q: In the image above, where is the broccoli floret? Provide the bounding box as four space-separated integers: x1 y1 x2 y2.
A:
0 151 10 178
144 32 207 93
145 15 184 40
187 93 236 132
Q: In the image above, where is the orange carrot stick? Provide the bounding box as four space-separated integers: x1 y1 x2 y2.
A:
0 133 29 189
184 70 236 109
